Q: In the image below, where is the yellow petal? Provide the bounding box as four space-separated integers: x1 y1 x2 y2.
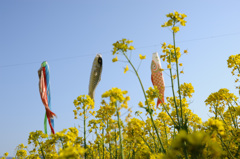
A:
139 54 146 60
172 26 180 33
124 65 129 73
129 46 135 50
112 56 118 62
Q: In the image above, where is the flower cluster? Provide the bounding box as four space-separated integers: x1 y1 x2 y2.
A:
205 88 238 115
161 11 187 33
73 95 95 119
102 87 129 104
227 54 240 76
112 39 134 55
160 42 181 63
166 130 222 158
205 118 225 136
180 82 195 98
227 54 240 94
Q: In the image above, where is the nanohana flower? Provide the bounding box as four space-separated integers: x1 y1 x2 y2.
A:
139 54 146 60
172 26 180 33
124 65 129 73
162 11 187 29
112 56 118 62
4 152 9 157
138 101 144 107
129 46 135 50
180 83 195 98
172 74 177 79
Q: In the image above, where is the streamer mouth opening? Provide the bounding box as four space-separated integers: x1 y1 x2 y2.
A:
38 68 42 78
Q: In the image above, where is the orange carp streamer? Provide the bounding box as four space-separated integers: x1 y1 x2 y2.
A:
151 52 165 107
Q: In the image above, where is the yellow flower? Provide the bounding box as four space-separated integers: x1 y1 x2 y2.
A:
166 12 173 17
167 19 173 26
180 70 184 74
181 13 187 18
184 50 188 54
162 11 187 30
4 152 9 157
129 46 135 50
168 44 173 49
138 101 144 107
173 75 177 79
180 83 195 98
179 63 183 66
162 42 166 46
112 56 118 62
126 40 133 44
139 54 146 60
172 26 180 33
124 65 129 73
236 106 240 115
167 64 171 69
161 23 167 27
180 20 187 26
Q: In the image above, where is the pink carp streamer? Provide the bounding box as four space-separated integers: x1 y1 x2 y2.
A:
151 52 165 107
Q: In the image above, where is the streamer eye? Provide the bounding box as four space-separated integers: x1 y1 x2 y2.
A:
98 57 102 65
151 61 157 71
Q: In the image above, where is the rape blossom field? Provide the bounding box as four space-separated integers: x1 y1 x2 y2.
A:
1 11 240 159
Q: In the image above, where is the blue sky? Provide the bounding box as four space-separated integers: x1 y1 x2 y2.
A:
1 0 240 156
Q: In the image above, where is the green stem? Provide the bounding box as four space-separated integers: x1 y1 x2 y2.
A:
218 134 234 159
122 53 148 109
235 142 240 158
102 125 105 159
123 52 166 153
226 102 237 128
131 130 134 158
84 107 87 159
173 31 183 128
229 108 237 129
150 113 165 153
163 120 168 148
116 103 124 159
132 149 135 159
115 128 118 159
234 61 240 76
38 139 45 159
60 138 64 149
216 109 236 137
138 115 158 152
213 104 218 119
230 97 240 107
168 48 180 129
98 141 100 158
107 120 112 159
158 96 178 127
140 135 154 153
183 141 189 159
128 142 132 159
